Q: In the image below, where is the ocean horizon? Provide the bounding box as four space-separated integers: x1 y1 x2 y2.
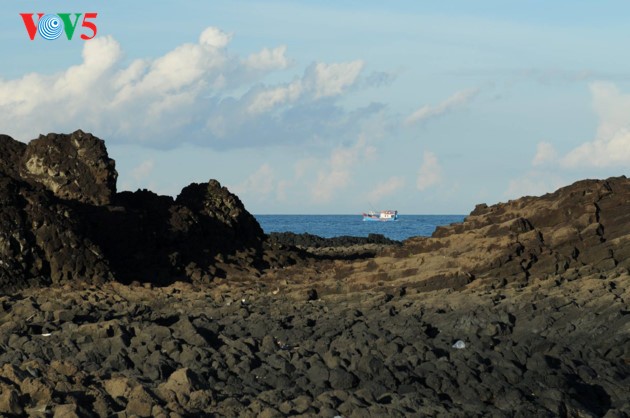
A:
255 214 466 241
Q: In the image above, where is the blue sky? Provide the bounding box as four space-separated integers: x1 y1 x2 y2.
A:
2 1 630 214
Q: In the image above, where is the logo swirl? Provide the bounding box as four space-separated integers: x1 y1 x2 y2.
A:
38 14 63 40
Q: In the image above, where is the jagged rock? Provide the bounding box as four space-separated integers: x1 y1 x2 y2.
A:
176 179 264 249
0 384 23 415
382 176 630 290
0 175 112 291
0 131 267 289
0 134 26 178
126 385 157 417
53 404 79 418
83 180 266 284
20 130 117 205
157 368 208 405
1 130 630 417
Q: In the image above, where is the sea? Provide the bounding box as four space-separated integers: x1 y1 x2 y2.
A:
255 215 466 242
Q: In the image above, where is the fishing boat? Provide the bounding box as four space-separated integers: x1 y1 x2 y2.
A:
362 210 398 222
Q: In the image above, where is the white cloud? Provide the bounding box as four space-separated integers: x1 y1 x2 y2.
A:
532 141 557 166
246 60 364 114
562 82 630 167
417 151 442 191
312 135 376 202
199 27 232 48
367 176 405 203
0 36 122 118
312 61 364 99
562 129 630 167
405 88 479 125
0 27 372 149
245 46 289 71
247 80 303 114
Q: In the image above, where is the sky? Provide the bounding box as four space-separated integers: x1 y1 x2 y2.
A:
2 1 630 214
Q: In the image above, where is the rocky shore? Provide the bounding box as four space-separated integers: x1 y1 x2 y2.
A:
0 131 628 417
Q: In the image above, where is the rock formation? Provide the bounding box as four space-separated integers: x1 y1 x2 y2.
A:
20 130 117 206
0 130 266 290
268 232 400 259
0 130 629 416
319 176 630 294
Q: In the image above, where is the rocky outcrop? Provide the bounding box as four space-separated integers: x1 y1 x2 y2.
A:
84 182 265 285
0 175 112 292
0 131 629 416
268 232 401 260
20 130 117 205
0 134 26 178
269 232 399 248
322 176 630 295
426 176 630 285
176 180 264 251
0 131 266 290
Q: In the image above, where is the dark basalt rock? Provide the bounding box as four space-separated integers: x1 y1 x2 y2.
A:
0 132 629 416
0 175 112 291
410 176 630 286
269 232 400 248
82 182 266 285
0 131 267 290
176 180 264 250
20 130 117 206
0 134 26 178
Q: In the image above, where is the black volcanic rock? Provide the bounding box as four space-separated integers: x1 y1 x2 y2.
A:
0 134 26 178
176 180 264 250
428 176 630 283
0 132 630 416
0 131 266 290
83 181 266 285
0 176 112 291
20 130 117 205
269 232 399 248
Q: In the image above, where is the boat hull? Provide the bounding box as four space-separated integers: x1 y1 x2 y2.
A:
362 210 398 221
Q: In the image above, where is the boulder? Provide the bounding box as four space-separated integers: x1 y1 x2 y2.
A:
20 130 117 205
176 179 264 250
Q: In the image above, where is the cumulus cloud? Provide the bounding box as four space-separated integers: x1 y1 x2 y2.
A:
532 141 557 166
246 60 364 114
417 151 442 191
312 136 376 202
367 176 405 203
244 46 289 71
561 82 630 167
405 88 479 126
311 61 364 99
0 27 372 149
199 27 232 48
563 130 630 167
247 80 303 114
